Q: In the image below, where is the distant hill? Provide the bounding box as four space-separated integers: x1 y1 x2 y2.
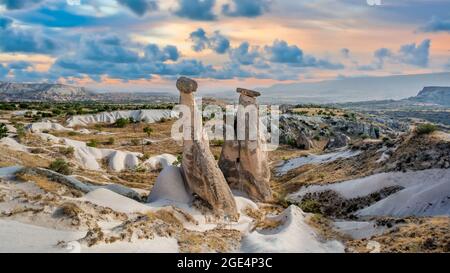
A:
255 72 450 104
0 82 92 101
0 82 177 103
410 86 450 106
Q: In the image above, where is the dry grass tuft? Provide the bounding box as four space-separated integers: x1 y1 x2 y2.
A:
252 218 282 231
178 229 241 253
59 202 83 218
16 171 61 193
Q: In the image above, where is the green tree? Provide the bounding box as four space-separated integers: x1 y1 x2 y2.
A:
115 118 129 128
143 126 153 137
416 123 437 135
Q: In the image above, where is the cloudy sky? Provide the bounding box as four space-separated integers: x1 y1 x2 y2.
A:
0 0 449 92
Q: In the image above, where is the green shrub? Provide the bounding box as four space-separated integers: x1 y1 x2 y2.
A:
59 146 75 157
139 153 151 161
416 123 437 135
52 109 62 116
210 139 224 146
130 138 140 146
360 134 370 140
49 158 72 175
115 118 129 128
287 138 297 147
15 124 26 140
299 199 321 214
173 154 182 166
87 139 98 147
106 137 115 145
0 123 8 139
143 126 153 137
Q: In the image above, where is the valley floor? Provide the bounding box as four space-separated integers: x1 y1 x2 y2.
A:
0 108 449 253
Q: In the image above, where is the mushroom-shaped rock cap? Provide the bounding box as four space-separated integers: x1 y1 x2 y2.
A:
237 88 261 98
177 77 198 93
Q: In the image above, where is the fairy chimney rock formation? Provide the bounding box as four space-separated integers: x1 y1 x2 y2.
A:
237 88 261 98
219 88 272 202
176 77 238 220
176 76 198 94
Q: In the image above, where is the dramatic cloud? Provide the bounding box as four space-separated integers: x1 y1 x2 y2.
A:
117 0 158 16
358 39 430 70
81 35 140 63
264 40 343 69
0 17 58 54
229 42 260 65
189 28 230 54
265 40 303 64
189 28 208 51
50 33 214 81
0 0 43 10
8 61 33 70
421 16 450 33
14 7 100 28
0 0 446 85
222 0 271 17
398 39 430 67
175 0 217 21
144 44 180 62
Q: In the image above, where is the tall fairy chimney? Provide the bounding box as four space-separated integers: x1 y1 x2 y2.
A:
176 77 238 220
219 88 272 202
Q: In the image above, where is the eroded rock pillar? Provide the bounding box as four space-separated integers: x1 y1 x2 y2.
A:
176 77 238 220
219 88 272 202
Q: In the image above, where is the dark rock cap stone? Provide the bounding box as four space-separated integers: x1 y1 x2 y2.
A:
176 77 198 93
237 88 261 98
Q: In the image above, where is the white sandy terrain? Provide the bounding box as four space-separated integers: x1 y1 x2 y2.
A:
333 221 385 240
12 110 37 116
76 128 91 134
84 237 179 253
240 205 345 253
146 166 192 204
66 109 177 127
0 219 85 253
6 124 16 134
38 133 142 172
0 165 141 199
145 166 256 233
276 149 361 175
0 164 346 253
81 188 152 214
289 169 450 217
0 166 23 178
143 154 177 171
26 121 74 133
0 219 179 253
0 137 29 152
